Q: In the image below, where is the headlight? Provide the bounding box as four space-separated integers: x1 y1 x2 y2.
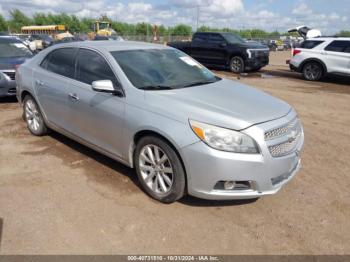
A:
247 49 258 58
189 120 259 154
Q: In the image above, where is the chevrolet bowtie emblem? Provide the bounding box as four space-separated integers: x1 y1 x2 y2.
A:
287 130 298 143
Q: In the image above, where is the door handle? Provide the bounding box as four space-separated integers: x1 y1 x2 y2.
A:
321 51 327 55
68 93 79 101
35 80 44 86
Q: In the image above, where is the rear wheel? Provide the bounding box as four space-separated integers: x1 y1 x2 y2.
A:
23 95 48 136
229 56 244 73
134 136 186 203
302 62 323 81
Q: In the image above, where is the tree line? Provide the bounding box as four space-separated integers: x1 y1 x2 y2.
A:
0 9 349 38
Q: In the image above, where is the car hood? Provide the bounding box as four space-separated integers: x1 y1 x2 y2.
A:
0 56 31 70
239 42 268 49
144 79 291 130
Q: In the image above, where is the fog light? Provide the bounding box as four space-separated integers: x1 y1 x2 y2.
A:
224 181 236 190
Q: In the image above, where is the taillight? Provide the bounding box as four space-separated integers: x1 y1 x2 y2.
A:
293 49 301 56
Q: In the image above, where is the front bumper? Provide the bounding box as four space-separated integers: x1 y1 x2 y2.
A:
0 71 17 97
245 57 269 70
180 111 304 200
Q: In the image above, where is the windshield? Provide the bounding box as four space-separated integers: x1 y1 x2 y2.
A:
0 41 32 58
111 49 219 90
222 33 245 44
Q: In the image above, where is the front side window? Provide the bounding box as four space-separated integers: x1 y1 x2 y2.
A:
43 48 77 79
222 33 245 44
325 41 350 52
111 49 219 90
76 49 117 85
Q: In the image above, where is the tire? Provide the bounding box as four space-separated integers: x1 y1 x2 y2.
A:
302 61 323 81
229 56 245 73
23 95 48 136
134 136 186 203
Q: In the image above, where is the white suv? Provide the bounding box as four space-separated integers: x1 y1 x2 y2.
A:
289 38 350 81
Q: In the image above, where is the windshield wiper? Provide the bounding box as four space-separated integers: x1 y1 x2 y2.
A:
181 79 218 88
138 85 173 90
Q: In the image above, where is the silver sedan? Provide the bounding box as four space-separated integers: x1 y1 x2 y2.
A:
16 41 304 203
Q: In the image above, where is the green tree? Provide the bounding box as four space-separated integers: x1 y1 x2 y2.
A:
170 24 192 36
9 9 32 32
0 14 8 32
33 13 48 25
336 30 350 37
135 22 153 35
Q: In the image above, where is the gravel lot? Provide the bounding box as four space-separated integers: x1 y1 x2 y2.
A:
0 51 349 255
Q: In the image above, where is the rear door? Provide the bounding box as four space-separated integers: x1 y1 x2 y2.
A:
189 33 210 64
323 40 350 74
206 33 228 65
33 47 78 129
65 48 126 159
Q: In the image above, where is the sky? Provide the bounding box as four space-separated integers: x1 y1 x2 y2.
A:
0 0 349 33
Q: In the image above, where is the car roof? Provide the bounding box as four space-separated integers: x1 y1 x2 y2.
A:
56 40 170 52
0 36 22 43
308 37 350 41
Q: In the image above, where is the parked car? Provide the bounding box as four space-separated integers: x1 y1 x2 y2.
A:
289 37 350 81
94 35 124 41
16 41 304 203
0 36 33 97
168 32 269 73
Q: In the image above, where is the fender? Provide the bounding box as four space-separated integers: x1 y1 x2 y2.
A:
299 58 328 74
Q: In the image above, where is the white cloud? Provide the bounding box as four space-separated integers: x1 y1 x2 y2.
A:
0 0 348 34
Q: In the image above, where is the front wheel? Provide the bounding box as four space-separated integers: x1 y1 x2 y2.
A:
302 62 323 81
229 56 245 73
23 95 48 136
134 136 186 203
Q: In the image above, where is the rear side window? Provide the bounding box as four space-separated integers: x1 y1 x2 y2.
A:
76 49 116 85
325 40 350 52
300 40 324 49
193 33 209 42
42 48 77 79
209 34 226 43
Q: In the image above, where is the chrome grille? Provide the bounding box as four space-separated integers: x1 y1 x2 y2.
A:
3 71 16 80
265 117 299 140
265 117 302 157
268 131 302 157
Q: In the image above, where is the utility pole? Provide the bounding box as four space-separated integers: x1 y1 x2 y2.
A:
196 5 200 31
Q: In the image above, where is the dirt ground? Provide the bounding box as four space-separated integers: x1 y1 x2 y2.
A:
0 51 349 255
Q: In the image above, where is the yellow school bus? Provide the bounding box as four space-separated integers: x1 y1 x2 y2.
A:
21 25 66 35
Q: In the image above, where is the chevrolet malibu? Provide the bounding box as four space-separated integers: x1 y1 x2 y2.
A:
16 41 304 203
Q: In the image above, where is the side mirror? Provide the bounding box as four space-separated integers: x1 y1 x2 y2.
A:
92 80 123 96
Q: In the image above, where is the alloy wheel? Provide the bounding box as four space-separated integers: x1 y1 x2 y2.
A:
139 144 174 194
25 99 43 132
304 64 322 81
230 57 243 73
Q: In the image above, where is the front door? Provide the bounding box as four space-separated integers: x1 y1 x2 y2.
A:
65 48 126 159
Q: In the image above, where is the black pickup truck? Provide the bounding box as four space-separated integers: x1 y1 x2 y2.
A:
168 32 269 73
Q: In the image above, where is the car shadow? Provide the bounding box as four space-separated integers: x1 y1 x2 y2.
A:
0 96 18 103
179 196 259 207
47 131 139 185
43 132 258 207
